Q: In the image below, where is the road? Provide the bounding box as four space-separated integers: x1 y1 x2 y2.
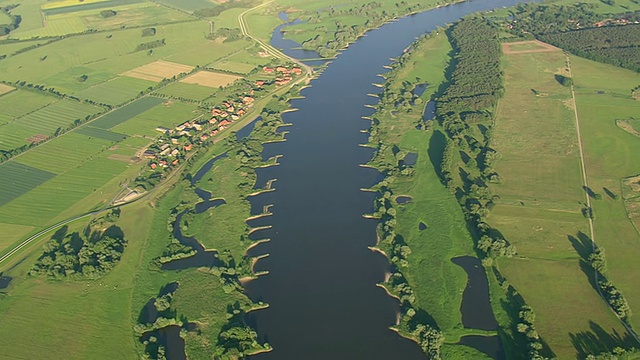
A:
566 53 640 345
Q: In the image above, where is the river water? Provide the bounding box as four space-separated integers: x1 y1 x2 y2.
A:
243 1 531 359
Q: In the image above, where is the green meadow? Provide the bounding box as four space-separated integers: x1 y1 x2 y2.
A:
90 97 164 129
0 90 55 126
110 100 200 137
490 49 634 358
570 55 640 331
155 82 215 101
75 76 157 106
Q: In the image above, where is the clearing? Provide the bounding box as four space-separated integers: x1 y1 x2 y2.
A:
502 40 560 55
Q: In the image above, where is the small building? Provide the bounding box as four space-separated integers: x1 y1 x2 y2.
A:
183 144 193 151
142 150 156 159
155 126 170 134
150 163 157 170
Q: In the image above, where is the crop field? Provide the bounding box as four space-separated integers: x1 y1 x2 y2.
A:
164 37 252 67
0 91 55 126
75 76 156 106
0 99 103 151
210 60 257 74
111 100 200 136
121 60 194 82
181 70 241 88
0 83 14 95
154 82 214 101
90 97 164 129
0 162 56 207
0 40 49 57
490 49 631 358
42 0 146 16
569 55 640 331
16 17 88 39
75 126 127 142
42 0 109 10
153 0 217 12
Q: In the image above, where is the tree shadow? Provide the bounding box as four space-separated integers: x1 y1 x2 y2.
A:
567 232 600 293
570 321 637 358
602 187 617 200
428 130 447 179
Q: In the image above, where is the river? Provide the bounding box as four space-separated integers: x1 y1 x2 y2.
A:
243 1 532 359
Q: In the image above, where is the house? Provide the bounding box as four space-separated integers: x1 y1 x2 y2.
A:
291 67 302 75
219 120 232 127
171 138 179 145
193 123 202 131
209 117 218 124
255 80 265 87
160 143 170 151
231 114 239 121
276 66 288 73
155 126 170 134
263 66 274 73
184 144 193 151
242 96 254 104
175 124 186 131
170 149 180 157
150 163 157 170
160 148 171 156
159 160 168 168
143 150 156 159
200 134 209 141
172 159 179 165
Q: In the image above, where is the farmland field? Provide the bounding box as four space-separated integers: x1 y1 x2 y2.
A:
0 91 56 126
0 83 14 95
0 99 103 151
490 48 632 358
75 76 156 106
0 162 56 207
42 0 146 16
154 82 214 101
75 126 127 142
89 96 164 129
153 0 217 12
110 100 200 136
78 2 192 30
210 60 258 74
42 0 109 10
0 223 35 253
181 70 241 88
43 66 115 93
121 60 194 82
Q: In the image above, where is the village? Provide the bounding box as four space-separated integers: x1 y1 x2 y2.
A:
140 64 303 174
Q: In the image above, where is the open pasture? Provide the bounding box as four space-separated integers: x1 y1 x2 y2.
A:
0 162 56 207
121 60 194 82
0 223 35 254
75 76 155 106
490 49 628 358
210 60 258 74
154 82 214 101
90 96 164 130
79 2 191 29
569 55 640 330
0 99 102 151
180 70 241 88
0 91 55 126
43 66 115 93
16 17 88 39
110 100 200 137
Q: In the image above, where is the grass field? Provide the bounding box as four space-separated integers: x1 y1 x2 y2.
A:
42 66 116 93
75 126 127 142
0 223 35 253
569 55 640 331
122 60 194 82
154 81 214 101
0 90 55 126
490 48 632 358
75 76 156 106
0 162 56 207
42 0 109 10
110 100 200 137
90 96 164 129
0 99 103 151
210 60 258 74
153 0 217 13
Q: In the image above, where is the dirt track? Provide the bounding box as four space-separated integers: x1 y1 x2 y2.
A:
502 40 561 55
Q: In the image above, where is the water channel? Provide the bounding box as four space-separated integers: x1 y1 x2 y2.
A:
242 1 532 359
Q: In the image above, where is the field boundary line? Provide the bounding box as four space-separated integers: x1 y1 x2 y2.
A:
566 53 640 345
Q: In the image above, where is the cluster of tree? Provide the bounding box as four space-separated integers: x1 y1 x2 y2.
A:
542 25 640 73
588 246 607 273
141 27 156 37
433 18 516 260
206 27 243 42
135 38 166 52
0 5 22 36
100 9 117 18
598 279 632 322
193 0 258 18
505 3 602 35
30 225 127 279
152 239 197 268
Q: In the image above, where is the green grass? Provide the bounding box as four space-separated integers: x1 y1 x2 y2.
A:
7 0 46 35
75 76 156 106
0 162 56 206
110 100 200 137
75 126 127 142
0 99 103 151
42 66 116 93
90 96 164 129
78 2 192 30
42 0 145 16
0 90 55 126
569 54 640 331
185 154 253 262
490 49 631 358
154 81 215 101
0 223 35 253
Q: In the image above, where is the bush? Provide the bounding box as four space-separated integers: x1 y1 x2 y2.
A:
100 10 117 18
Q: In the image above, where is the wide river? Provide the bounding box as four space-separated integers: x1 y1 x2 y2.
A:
243 1 531 359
